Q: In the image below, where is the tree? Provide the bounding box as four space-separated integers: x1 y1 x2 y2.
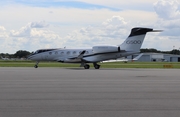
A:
140 48 160 53
14 50 31 58
170 49 180 55
140 48 180 55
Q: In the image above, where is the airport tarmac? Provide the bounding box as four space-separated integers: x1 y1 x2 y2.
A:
0 67 180 117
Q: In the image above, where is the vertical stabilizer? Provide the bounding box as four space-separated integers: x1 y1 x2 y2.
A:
119 27 153 52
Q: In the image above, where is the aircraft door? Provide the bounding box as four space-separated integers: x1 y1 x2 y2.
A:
41 53 49 61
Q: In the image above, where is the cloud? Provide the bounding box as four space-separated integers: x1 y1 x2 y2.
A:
101 16 129 39
154 0 180 19
155 18 180 29
0 26 6 31
0 26 8 39
2 21 62 53
64 16 129 47
153 0 180 37
102 16 127 27
30 21 49 28
10 25 31 37
1 15 166 53
10 21 49 37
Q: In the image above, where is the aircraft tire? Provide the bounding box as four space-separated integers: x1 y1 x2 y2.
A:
94 65 100 69
34 65 38 68
84 64 90 69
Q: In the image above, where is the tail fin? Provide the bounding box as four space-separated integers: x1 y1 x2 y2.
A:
119 27 154 52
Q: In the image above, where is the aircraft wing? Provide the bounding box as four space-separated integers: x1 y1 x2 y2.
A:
101 53 143 63
132 53 143 61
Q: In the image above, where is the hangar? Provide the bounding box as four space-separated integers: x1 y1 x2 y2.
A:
128 53 180 62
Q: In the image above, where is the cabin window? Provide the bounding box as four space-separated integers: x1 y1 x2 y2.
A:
67 51 70 55
73 51 76 54
55 51 58 54
49 52 52 55
85 51 89 54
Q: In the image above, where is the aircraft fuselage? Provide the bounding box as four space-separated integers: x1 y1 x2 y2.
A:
29 48 138 63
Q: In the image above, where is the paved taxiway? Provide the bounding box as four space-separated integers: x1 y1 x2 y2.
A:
0 67 180 117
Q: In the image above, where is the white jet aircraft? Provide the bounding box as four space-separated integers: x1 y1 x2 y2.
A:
1 56 9 60
28 27 161 69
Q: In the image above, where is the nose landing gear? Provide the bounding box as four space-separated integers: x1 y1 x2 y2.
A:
34 61 39 68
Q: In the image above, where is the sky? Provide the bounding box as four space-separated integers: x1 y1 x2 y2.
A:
0 0 180 53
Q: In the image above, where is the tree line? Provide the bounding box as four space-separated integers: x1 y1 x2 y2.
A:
0 50 31 59
140 48 180 55
0 48 180 59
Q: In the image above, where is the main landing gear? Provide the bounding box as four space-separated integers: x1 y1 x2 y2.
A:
93 63 100 69
83 63 101 69
34 61 39 68
84 64 90 69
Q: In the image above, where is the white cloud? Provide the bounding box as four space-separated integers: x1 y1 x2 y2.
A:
0 26 9 42
0 26 6 31
152 0 180 39
102 16 127 28
30 21 49 28
154 0 180 19
157 19 180 28
1 0 180 53
0 21 63 53
143 35 174 51
10 25 31 37
10 21 49 37
153 18 180 36
64 16 130 48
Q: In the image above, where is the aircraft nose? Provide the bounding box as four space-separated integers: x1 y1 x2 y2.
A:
27 54 34 60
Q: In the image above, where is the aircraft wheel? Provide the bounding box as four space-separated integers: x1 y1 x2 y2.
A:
34 61 39 68
84 64 90 69
34 65 38 68
94 65 100 69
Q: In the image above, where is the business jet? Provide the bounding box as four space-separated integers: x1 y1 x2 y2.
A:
1 56 9 60
28 27 161 69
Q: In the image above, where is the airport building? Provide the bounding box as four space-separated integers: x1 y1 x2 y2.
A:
128 53 180 62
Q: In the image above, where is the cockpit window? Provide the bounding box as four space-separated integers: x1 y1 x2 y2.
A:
34 49 56 54
34 50 39 54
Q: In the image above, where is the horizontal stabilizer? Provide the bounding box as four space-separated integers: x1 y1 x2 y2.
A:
151 30 163 32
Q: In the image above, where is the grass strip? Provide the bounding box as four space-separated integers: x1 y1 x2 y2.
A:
0 60 180 68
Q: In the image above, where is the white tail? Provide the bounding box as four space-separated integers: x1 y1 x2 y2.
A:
119 27 153 52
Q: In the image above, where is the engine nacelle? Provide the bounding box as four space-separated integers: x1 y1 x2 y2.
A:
92 45 120 54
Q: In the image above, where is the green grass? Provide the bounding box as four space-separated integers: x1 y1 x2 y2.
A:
0 60 180 68
101 62 179 68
